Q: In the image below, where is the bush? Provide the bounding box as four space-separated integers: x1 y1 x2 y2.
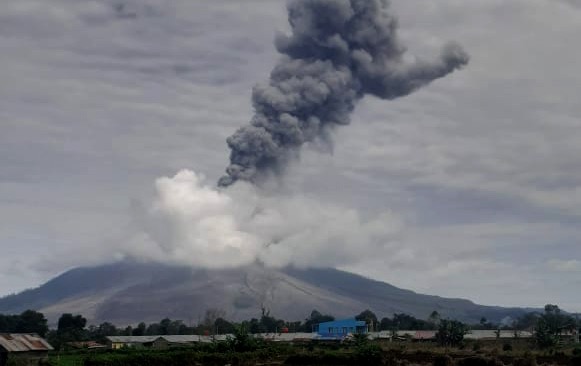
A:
472 342 481 351
502 343 513 352
436 320 468 347
6 358 31 366
355 343 382 364
513 352 537 366
284 352 354 365
456 356 502 366
82 347 287 366
433 355 454 366
571 355 581 366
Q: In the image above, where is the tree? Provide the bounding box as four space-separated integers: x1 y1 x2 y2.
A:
429 311 441 327
435 319 468 347
0 310 48 336
514 312 541 330
379 317 393 331
58 313 87 333
534 317 556 348
534 304 575 348
303 309 334 332
214 318 235 334
203 309 226 328
355 310 378 331
87 322 118 343
392 313 431 330
132 322 146 336
145 323 161 335
16 310 48 336
97 322 118 336
52 313 88 347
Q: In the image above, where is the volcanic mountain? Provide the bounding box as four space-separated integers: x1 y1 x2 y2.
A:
0 262 528 325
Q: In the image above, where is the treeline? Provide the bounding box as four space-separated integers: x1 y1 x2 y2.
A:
0 310 48 336
1 303 578 350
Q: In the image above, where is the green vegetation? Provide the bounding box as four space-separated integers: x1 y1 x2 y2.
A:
436 319 469 347
0 310 48 336
534 304 577 349
46 340 581 366
2 303 580 366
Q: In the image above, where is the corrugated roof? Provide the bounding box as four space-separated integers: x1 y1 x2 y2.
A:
317 319 367 328
106 336 163 343
414 330 437 340
67 341 107 349
0 334 54 353
465 330 533 339
257 333 314 341
107 333 322 346
162 335 201 343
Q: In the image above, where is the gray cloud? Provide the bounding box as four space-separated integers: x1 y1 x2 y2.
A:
1 0 580 311
219 0 467 187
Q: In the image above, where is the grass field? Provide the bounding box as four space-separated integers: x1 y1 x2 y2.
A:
46 340 581 366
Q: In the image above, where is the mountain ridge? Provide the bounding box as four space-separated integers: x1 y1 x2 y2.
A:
0 262 531 325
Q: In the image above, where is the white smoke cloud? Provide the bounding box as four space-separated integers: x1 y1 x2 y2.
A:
126 169 402 269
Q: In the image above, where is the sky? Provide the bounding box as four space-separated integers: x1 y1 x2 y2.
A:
1 0 581 312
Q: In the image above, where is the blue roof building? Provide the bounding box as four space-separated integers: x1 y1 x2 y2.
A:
314 319 368 339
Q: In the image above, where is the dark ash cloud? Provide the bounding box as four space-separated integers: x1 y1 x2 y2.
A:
218 0 468 187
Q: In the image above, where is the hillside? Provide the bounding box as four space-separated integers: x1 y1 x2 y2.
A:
0 262 529 325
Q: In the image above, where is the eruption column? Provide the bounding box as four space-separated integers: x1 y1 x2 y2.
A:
218 0 469 187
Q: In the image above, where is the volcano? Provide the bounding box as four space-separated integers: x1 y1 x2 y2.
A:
0 262 528 325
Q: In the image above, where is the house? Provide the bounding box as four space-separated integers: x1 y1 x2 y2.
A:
0 334 54 366
464 330 533 340
66 341 107 350
413 330 437 341
106 336 169 350
314 319 367 339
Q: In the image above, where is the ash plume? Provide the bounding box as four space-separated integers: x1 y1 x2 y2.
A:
218 0 469 187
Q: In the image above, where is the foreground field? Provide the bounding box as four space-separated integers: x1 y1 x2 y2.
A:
47 340 581 366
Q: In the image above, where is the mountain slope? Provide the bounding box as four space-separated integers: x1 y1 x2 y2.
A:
0 262 529 325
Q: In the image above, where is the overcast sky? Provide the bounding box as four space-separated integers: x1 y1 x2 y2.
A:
1 0 581 312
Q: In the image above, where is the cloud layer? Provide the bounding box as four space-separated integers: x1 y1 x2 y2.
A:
1 0 581 311
128 170 402 269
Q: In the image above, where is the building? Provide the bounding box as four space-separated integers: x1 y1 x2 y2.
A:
106 336 169 350
66 341 107 350
0 334 54 366
314 319 367 339
413 330 437 341
464 330 533 340
106 335 225 349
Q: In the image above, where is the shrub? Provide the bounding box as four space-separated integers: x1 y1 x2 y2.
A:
6 358 30 366
513 352 537 366
456 356 502 366
502 343 513 352
433 355 454 366
284 352 354 365
355 343 382 364
570 355 581 366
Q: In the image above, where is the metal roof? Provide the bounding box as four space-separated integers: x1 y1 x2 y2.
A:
465 330 533 339
414 330 437 340
106 336 163 343
67 341 107 349
161 335 202 343
0 334 54 353
317 318 367 328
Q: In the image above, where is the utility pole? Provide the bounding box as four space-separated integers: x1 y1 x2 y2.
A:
575 313 579 343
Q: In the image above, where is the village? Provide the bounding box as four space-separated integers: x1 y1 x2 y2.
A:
2 313 580 366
